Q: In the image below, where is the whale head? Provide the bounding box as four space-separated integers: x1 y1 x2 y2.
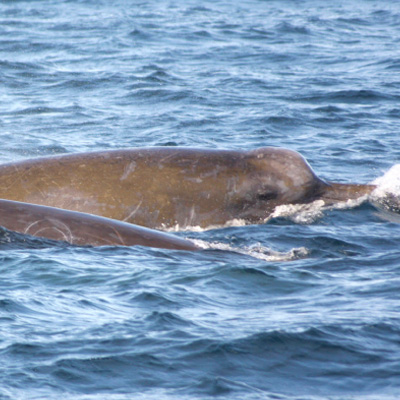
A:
226 147 327 223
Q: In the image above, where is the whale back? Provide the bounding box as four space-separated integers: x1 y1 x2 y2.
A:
0 148 250 228
0 199 199 250
0 147 375 229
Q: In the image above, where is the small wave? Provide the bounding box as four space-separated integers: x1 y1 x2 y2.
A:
0 298 36 315
184 375 266 397
129 28 152 40
0 60 45 72
336 17 369 26
130 291 178 307
296 89 397 104
127 88 197 103
183 6 214 15
275 21 311 35
145 311 191 328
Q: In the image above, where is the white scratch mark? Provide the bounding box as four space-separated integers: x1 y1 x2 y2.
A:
120 161 137 181
110 226 126 246
24 219 74 243
123 200 143 222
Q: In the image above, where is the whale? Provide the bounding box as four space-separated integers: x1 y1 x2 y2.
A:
0 199 199 250
0 147 375 230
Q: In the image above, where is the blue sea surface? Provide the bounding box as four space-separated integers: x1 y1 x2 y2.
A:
1 0 400 399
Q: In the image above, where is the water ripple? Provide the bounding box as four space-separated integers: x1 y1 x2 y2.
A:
1 0 400 399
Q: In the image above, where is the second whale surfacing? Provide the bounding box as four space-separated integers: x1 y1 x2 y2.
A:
0 147 375 230
0 199 199 250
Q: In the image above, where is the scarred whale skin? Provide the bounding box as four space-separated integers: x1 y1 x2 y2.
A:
0 199 199 250
0 147 375 230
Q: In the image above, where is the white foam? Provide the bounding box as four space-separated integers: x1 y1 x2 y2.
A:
370 164 400 213
192 239 309 262
161 218 248 233
371 164 400 197
268 200 326 224
330 195 370 210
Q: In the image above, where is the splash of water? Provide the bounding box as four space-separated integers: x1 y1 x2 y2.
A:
192 239 309 262
162 219 247 233
269 164 400 224
267 200 326 224
371 164 400 214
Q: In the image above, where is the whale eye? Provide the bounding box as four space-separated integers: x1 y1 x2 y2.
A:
257 191 278 201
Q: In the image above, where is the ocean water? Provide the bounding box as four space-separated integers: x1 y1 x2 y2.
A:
1 0 400 399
